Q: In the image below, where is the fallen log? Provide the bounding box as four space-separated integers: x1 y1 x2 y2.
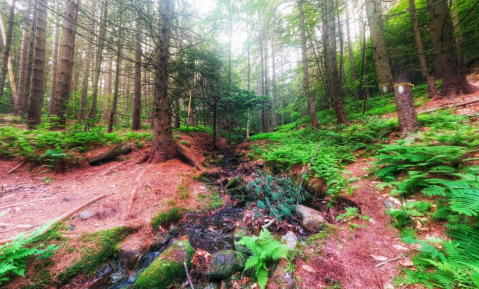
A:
0 193 111 245
89 143 132 165
174 141 202 171
417 99 479 114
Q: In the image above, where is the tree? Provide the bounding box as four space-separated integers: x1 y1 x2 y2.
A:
365 0 394 94
0 0 17 102
132 14 142 131
408 0 437 98
394 80 420 135
79 2 96 121
427 0 477 98
50 0 80 127
148 0 177 163
345 3 360 101
17 16 31 116
48 0 60 115
108 15 123 134
298 0 319 128
27 0 48 128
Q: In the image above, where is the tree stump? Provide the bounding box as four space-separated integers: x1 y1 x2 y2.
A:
89 143 132 165
393 80 421 135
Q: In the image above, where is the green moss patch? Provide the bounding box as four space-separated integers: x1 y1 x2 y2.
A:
152 207 186 230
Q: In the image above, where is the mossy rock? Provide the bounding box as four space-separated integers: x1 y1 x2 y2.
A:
135 240 194 289
234 227 250 254
204 250 246 280
225 177 243 191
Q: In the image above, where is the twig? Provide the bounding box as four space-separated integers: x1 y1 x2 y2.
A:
262 219 276 229
7 152 36 174
2 185 29 194
0 202 27 210
101 162 126 176
375 255 404 268
184 262 194 289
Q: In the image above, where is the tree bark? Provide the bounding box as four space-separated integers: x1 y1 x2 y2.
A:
345 4 360 101
0 0 16 101
27 0 48 128
103 55 112 120
365 0 394 94
271 38 276 130
79 2 96 121
263 37 270 133
85 0 108 128
51 0 80 127
132 15 142 131
24 3 37 118
298 0 319 127
323 0 347 124
394 80 421 135
48 0 60 115
450 0 465 73
408 0 437 98
108 22 122 134
427 0 477 98
17 17 30 116
148 0 177 163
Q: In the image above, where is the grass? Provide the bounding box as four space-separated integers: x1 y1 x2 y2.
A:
151 207 186 230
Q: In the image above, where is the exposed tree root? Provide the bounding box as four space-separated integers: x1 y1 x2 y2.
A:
174 141 202 170
125 166 149 218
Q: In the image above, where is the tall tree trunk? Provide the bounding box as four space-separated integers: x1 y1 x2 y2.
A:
345 4 360 101
148 0 177 163
263 37 270 133
450 0 465 73
271 38 276 130
323 0 347 124
298 0 319 127
48 0 60 115
212 101 217 149
365 0 394 94
408 0 437 98
0 0 16 101
104 55 112 120
27 0 48 128
107 30 121 134
79 2 96 121
394 80 420 135
51 0 80 127
85 0 108 128
427 0 477 98
17 17 31 116
25 3 37 117
132 15 142 131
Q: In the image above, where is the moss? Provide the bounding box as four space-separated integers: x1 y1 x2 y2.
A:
307 223 337 245
177 184 190 199
135 240 194 289
36 222 69 242
152 207 186 230
56 226 130 284
225 177 243 191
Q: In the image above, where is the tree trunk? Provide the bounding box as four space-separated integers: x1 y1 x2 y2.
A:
450 0 465 73
427 0 476 98
271 38 276 130
148 0 177 164
85 0 108 128
79 2 96 121
345 4 360 101
323 0 347 124
51 0 80 127
48 0 60 115
0 0 16 101
263 38 270 133
108 23 122 134
132 15 142 131
365 0 394 94
394 80 420 135
25 4 37 117
212 101 217 149
408 0 437 98
103 55 112 120
27 0 48 128
298 0 319 127
17 17 30 116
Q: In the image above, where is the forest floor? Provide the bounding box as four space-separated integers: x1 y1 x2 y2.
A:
0 131 227 244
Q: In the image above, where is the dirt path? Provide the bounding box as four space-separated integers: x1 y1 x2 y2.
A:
0 132 225 242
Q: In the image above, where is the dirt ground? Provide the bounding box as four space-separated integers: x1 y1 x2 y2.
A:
0 131 227 243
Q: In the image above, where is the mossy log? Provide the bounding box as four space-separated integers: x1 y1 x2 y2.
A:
89 143 132 165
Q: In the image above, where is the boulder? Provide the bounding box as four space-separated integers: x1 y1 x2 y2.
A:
204 250 246 280
118 236 147 270
296 204 326 231
89 143 131 165
135 239 194 289
233 226 250 254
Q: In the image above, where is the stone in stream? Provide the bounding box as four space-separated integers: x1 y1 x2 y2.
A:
118 236 147 270
296 204 326 231
203 250 246 280
135 239 194 289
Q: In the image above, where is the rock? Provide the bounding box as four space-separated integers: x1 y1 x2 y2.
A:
281 231 298 249
383 200 394 209
233 226 250 254
135 239 194 289
150 231 166 251
197 282 221 289
89 143 132 165
119 237 147 270
269 259 295 289
204 250 246 280
296 205 326 230
79 210 94 220
88 263 113 289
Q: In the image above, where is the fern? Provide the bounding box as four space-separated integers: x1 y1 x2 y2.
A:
237 229 290 289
